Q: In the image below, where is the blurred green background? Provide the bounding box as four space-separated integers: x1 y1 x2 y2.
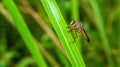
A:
0 0 120 67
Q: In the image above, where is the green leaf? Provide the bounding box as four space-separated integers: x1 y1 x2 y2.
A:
88 0 114 67
41 0 86 67
3 0 47 67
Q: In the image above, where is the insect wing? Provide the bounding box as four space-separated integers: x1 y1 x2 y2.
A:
79 22 90 42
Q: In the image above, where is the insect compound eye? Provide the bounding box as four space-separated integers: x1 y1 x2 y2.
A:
70 20 76 25
70 20 74 25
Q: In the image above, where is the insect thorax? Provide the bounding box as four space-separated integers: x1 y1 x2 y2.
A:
74 22 82 30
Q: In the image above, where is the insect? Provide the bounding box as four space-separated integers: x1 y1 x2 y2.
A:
67 20 90 42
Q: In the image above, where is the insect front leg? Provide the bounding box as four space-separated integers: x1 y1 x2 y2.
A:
73 30 79 42
66 24 72 29
66 25 75 32
67 28 75 32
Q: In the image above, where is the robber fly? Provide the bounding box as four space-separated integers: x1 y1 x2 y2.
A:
67 20 90 42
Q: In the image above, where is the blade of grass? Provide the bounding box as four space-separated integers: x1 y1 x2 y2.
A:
80 0 96 26
2 1 59 66
70 0 79 20
0 3 13 25
3 0 47 67
70 0 82 53
88 0 114 67
41 0 86 67
20 0 66 57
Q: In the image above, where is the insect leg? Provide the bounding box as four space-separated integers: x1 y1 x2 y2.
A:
67 26 75 32
67 28 75 32
73 30 79 42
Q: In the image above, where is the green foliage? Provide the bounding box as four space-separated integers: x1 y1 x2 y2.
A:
3 0 47 67
0 0 120 67
41 0 85 67
88 0 114 67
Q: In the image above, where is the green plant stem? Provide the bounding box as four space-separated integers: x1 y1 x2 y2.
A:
41 0 86 67
70 0 79 20
70 0 82 53
3 0 47 67
88 0 114 67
